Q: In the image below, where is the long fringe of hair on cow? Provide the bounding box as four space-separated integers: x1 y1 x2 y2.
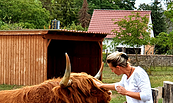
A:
0 53 111 103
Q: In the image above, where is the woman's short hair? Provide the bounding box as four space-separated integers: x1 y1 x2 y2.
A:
106 51 129 67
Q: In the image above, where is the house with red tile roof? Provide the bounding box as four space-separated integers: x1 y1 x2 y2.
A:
88 9 154 54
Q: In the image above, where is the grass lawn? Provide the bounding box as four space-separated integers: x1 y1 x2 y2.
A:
0 66 172 103
0 84 23 91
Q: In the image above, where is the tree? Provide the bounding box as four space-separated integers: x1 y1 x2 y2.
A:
0 0 50 29
156 32 173 55
164 2 173 54
111 12 152 65
164 2 173 22
138 2 167 54
78 0 91 28
87 0 136 16
118 0 136 10
138 2 167 37
51 0 79 27
39 0 52 11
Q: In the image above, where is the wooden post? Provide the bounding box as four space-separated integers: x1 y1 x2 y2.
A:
105 49 108 67
152 88 159 103
162 81 173 103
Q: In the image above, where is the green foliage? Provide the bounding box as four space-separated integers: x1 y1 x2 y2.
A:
51 0 79 27
102 44 107 51
166 49 173 55
66 21 87 31
39 0 52 11
164 2 173 23
156 32 173 54
102 52 107 63
0 22 27 30
87 0 136 15
0 0 138 30
0 0 50 29
0 20 5 27
118 0 136 10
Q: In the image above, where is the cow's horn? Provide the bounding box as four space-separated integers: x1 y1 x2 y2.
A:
94 62 104 79
59 53 72 88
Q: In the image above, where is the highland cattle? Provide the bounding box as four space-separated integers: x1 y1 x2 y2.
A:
0 53 111 103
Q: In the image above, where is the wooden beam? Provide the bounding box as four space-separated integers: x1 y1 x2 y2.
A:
47 39 52 48
98 41 102 49
44 34 104 42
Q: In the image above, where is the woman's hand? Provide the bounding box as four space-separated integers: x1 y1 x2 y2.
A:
116 85 128 95
93 80 102 88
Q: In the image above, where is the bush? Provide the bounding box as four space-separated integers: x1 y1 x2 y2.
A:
66 21 87 31
0 22 27 30
166 49 173 55
102 52 111 66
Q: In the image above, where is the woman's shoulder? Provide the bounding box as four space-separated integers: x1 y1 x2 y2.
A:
133 66 149 79
134 66 146 73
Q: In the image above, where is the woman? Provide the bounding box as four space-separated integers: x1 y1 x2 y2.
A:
96 51 153 103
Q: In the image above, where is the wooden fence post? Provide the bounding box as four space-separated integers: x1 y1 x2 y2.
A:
162 81 173 103
152 88 159 103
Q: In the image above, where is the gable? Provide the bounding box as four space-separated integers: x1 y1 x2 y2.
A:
88 10 152 38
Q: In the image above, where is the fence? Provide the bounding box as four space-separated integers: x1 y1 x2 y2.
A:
152 81 173 103
103 54 173 67
127 54 173 73
128 54 173 67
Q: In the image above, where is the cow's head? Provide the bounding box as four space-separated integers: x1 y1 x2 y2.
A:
52 53 112 103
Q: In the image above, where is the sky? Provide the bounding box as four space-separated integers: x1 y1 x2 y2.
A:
135 0 167 10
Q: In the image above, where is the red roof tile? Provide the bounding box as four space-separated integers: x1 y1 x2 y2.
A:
88 10 151 38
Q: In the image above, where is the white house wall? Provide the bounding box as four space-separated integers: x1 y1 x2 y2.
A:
148 15 154 38
103 39 144 54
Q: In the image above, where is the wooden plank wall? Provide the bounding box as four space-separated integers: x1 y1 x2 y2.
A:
0 35 47 85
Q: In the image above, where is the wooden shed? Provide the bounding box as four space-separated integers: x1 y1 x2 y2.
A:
0 30 106 85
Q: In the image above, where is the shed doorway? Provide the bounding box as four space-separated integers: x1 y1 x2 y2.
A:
47 39 101 79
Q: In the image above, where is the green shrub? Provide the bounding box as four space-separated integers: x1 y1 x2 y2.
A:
0 23 27 30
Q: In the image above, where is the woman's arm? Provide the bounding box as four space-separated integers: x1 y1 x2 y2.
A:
94 80 117 91
116 85 141 100
99 83 116 90
98 82 141 100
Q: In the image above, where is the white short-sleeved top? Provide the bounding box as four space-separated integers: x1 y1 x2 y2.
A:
114 66 153 103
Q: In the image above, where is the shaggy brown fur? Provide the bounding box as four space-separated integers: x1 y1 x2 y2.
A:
0 72 111 103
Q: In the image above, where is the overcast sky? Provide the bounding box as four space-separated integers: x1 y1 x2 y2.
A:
135 0 167 10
